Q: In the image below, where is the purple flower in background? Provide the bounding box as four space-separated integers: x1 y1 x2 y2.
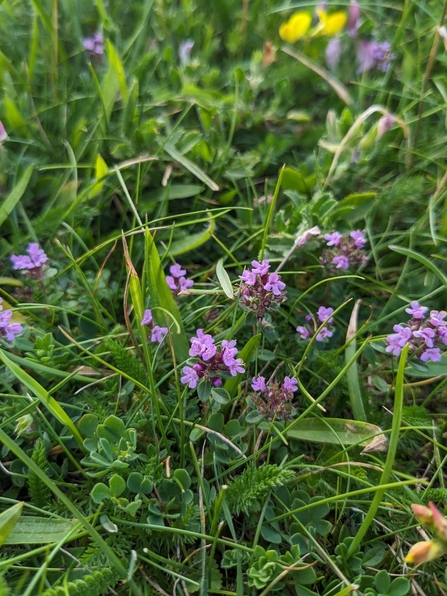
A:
141 309 153 326
83 31 104 56
385 304 447 362
320 230 368 274
316 326 333 341
0 299 22 342
347 0 361 35
151 325 168 344
169 264 186 278
405 301 428 320
377 115 396 138
296 305 336 343
0 121 7 142
332 255 350 269
166 263 194 297
296 226 321 248
357 39 394 73
11 243 48 280
350 230 366 248
420 348 442 363
324 232 343 246
326 38 342 69
249 375 298 421
283 376 298 392
252 376 267 392
181 366 199 389
141 308 168 344
317 306 334 324
179 39 194 65
296 325 311 339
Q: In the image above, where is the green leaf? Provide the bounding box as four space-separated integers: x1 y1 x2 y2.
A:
145 230 189 362
0 165 33 227
389 577 411 596
3 516 78 545
4 98 29 137
389 245 447 288
106 40 128 104
216 259 234 299
142 185 204 204
91 482 111 503
286 418 387 450
0 349 84 449
333 192 377 223
0 502 23 546
90 153 108 198
166 214 216 257
164 143 219 191
374 570 390 594
281 167 308 194
109 474 126 497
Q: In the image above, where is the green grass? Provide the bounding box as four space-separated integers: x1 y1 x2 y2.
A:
1 0 447 594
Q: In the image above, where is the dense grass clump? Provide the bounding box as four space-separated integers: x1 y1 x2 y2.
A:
2 1 447 595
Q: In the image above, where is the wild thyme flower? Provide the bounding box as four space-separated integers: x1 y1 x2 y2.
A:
320 230 368 273
296 306 335 342
0 298 22 342
166 263 194 297
249 375 298 420
239 259 286 322
357 39 394 73
140 309 168 344
385 302 447 362
11 243 48 280
179 40 194 65
181 330 245 389
82 31 104 56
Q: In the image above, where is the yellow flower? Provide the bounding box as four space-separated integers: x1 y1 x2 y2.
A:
279 11 312 43
405 539 447 565
315 9 347 36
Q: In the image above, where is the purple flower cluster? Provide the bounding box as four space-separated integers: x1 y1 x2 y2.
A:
296 306 335 342
181 330 245 389
10 243 48 279
0 298 22 342
82 31 104 56
166 264 194 297
140 309 168 344
385 301 447 363
357 40 394 73
249 375 298 420
319 230 368 272
239 259 286 322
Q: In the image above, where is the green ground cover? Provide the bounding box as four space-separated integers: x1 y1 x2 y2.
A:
1 0 447 594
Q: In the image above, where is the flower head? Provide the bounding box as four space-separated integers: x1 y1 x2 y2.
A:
251 259 270 276
350 230 366 248
10 243 48 276
0 299 23 342
263 273 286 296
239 259 286 322
252 376 267 392
151 325 168 344
189 329 217 361
279 11 312 43
283 376 298 392
295 226 321 248
181 366 199 389
315 10 347 36
141 309 153 327
83 31 104 56
326 38 342 69
317 306 334 324
166 263 194 297
332 255 350 269
324 232 343 246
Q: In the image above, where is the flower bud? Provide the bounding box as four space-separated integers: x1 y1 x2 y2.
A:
405 539 446 564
